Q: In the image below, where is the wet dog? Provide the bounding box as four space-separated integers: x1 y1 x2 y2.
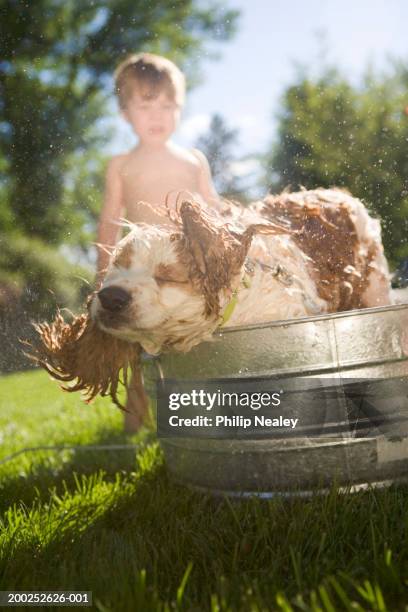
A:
30 189 391 409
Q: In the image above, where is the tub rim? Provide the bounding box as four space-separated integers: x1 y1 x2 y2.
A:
216 302 408 335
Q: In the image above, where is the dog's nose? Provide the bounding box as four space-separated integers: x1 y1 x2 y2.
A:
97 286 131 312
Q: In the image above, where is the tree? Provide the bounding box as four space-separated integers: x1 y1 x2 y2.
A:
0 1 240 372
265 67 408 265
196 113 253 200
0 0 239 243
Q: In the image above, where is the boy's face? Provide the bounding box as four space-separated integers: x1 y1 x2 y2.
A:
122 90 181 145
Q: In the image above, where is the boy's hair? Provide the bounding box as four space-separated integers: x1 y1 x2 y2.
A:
114 53 185 110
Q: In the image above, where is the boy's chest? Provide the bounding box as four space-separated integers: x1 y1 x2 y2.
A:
121 155 199 208
121 157 199 184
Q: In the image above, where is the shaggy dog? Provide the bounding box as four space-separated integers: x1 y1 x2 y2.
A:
30 189 391 409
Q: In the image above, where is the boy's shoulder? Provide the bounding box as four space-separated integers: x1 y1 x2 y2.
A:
106 152 132 174
169 143 208 168
189 147 210 169
189 147 207 163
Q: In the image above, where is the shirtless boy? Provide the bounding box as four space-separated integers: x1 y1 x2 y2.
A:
97 53 219 432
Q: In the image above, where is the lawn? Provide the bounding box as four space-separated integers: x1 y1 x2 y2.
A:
0 369 407 611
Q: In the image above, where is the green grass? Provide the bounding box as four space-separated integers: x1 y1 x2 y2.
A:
0 369 408 611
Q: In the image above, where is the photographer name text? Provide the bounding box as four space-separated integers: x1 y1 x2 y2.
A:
167 415 298 429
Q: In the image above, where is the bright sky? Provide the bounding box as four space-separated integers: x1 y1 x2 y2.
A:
107 0 408 175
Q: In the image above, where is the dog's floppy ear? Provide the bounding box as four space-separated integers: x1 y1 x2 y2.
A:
176 200 292 317
26 311 141 410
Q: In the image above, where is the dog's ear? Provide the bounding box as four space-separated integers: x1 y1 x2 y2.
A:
26 312 141 410
176 201 248 316
176 200 292 317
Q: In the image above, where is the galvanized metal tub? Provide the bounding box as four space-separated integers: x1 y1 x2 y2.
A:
143 304 408 495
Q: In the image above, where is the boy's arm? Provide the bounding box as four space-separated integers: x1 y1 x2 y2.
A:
96 156 124 285
191 148 222 210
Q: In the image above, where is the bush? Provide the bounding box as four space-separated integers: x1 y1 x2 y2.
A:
0 233 92 372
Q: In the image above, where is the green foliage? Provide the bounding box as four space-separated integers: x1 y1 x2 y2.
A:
0 233 91 371
61 147 107 250
0 0 239 243
0 232 91 313
266 67 408 266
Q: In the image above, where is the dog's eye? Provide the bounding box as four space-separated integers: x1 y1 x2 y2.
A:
154 275 189 286
154 263 189 285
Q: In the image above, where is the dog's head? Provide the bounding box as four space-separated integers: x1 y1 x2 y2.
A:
90 200 271 354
